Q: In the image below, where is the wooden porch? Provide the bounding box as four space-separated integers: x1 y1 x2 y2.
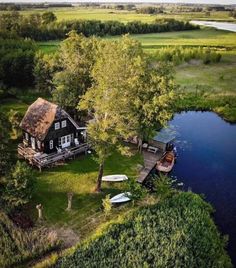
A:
18 143 89 171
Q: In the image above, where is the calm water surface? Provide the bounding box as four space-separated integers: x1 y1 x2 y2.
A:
168 111 236 264
191 20 236 32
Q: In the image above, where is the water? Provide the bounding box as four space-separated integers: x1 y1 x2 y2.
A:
168 111 236 264
191 20 236 32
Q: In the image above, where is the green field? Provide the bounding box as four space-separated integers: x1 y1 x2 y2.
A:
5 7 235 23
37 28 236 54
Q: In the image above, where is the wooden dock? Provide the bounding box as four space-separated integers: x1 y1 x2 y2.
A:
137 150 163 183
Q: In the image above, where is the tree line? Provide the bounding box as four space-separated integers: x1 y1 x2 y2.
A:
0 11 199 41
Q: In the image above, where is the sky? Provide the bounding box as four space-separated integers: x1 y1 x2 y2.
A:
1 0 236 5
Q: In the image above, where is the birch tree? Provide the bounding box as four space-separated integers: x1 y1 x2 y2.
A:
79 35 175 191
79 36 142 192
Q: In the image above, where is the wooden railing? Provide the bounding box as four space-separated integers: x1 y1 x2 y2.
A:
18 143 89 170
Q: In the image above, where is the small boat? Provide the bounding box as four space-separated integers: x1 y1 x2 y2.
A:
102 174 128 182
110 192 132 204
156 151 175 173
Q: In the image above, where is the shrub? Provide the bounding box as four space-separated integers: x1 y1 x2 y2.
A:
55 192 232 268
0 211 59 268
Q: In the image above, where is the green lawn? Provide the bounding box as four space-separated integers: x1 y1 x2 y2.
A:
31 149 143 237
3 7 234 23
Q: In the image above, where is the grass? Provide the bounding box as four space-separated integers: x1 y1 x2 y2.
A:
37 28 236 54
31 150 143 236
2 7 235 23
36 28 236 122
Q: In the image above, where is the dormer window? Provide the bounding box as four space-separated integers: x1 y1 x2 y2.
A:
62 120 67 128
55 122 60 130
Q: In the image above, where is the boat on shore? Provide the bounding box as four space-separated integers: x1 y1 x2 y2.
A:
110 192 132 204
102 174 128 182
156 151 175 173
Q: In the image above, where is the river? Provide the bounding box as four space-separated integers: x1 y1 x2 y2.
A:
167 111 236 264
191 20 236 32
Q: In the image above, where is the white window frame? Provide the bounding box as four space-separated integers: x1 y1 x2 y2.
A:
25 132 29 140
62 120 67 128
55 122 60 130
37 140 41 149
49 140 53 150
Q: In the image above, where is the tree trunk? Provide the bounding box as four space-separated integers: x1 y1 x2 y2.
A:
95 162 104 192
36 204 43 220
66 192 74 211
138 137 143 153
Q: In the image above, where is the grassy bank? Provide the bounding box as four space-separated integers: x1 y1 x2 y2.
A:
174 53 236 122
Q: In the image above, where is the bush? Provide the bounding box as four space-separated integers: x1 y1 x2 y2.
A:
0 211 59 268
154 46 222 65
55 192 232 268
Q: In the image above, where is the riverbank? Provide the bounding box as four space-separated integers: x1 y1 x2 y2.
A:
174 52 236 123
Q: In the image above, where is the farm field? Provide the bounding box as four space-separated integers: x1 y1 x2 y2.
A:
5 7 235 23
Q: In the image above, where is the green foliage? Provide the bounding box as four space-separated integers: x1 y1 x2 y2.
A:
0 38 36 88
153 174 175 199
3 161 34 210
154 46 222 65
126 177 147 201
42 11 57 25
8 109 22 139
52 31 98 115
0 211 58 268
0 112 11 177
102 194 112 217
55 192 232 268
0 10 198 41
34 51 56 94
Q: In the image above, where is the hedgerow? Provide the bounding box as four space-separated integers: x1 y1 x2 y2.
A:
55 192 232 268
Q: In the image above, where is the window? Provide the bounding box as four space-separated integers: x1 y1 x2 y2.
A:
49 140 53 150
62 120 67 128
55 122 60 130
37 140 41 149
25 132 29 140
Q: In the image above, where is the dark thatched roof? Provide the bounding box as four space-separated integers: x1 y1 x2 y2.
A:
20 98 77 141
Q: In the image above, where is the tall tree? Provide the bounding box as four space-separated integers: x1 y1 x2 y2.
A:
79 36 145 192
3 161 34 210
34 51 56 94
52 31 98 118
134 61 175 152
79 35 175 192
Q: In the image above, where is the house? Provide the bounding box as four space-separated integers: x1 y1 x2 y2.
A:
18 98 88 169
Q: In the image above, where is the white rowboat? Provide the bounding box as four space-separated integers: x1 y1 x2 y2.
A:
102 174 128 182
110 192 132 204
